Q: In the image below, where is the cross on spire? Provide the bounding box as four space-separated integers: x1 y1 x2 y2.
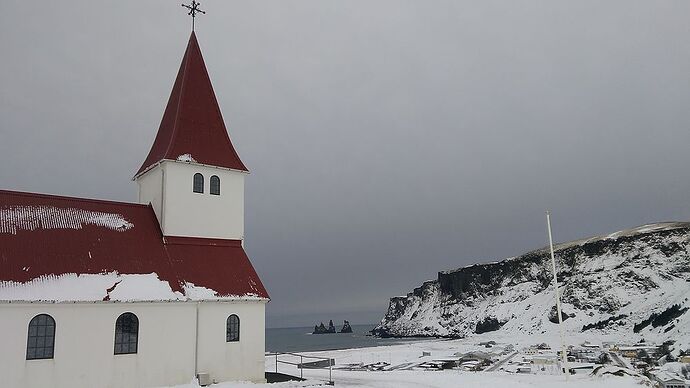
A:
181 1 205 31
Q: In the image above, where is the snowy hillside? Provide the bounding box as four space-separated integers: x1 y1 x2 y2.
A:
373 222 690 343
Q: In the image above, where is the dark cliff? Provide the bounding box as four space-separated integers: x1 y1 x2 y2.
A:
373 222 690 341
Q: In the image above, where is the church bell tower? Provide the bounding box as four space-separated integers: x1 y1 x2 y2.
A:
133 32 248 241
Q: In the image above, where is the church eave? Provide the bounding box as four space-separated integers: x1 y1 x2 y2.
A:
133 158 250 181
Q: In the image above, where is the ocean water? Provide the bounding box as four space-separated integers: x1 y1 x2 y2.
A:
266 324 426 353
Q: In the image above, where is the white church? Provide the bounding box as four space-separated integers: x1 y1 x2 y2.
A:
0 31 269 387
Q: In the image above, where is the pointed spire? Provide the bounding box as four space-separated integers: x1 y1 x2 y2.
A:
136 32 248 177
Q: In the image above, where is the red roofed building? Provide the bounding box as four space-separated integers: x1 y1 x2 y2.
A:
0 32 269 388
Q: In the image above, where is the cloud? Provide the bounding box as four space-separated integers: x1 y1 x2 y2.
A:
1 0 689 327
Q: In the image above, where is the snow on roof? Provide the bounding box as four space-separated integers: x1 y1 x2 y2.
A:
0 205 133 235
176 153 197 163
0 272 265 302
0 190 269 302
569 363 596 369
652 370 686 383
0 273 180 302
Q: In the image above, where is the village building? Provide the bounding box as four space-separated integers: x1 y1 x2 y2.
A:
650 371 688 388
531 355 558 365
567 363 596 375
569 347 601 363
0 31 269 388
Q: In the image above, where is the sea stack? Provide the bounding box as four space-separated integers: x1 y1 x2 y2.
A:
340 320 353 333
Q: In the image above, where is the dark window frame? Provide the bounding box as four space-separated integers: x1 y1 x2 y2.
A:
26 314 56 360
210 175 221 196
193 173 204 193
226 314 240 342
114 312 139 355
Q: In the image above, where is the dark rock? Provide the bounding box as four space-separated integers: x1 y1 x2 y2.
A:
548 306 570 324
313 322 329 334
313 320 338 334
581 314 628 331
339 320 353 333
634 304 689 333
475 317 505 334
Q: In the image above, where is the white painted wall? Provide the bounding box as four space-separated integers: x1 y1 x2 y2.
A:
137 166 163 222
0 300 266 388
197 301 266 383
136 161 246 240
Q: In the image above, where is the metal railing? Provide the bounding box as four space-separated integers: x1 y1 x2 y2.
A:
266 351 334 385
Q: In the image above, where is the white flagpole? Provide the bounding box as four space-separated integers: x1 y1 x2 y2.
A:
546 211 569 379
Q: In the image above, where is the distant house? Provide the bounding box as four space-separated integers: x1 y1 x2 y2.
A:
460 360 481 371
651 371 688 388
570 347 598 360
633 361 649 370
618 345 657 358
580 341 600 349
532 355 557 365
568 363 595 374
0 32 269 388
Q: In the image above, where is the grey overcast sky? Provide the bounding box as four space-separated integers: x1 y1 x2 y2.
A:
1 1 689 328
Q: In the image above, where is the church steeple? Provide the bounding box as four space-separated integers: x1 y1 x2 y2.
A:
135 32 247 178
135 32 248 241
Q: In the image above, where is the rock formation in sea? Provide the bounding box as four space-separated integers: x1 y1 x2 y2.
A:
340 320 353 333
312 320 338 334
313 322 328 334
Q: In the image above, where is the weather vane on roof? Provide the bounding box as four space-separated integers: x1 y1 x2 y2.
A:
181 1 205 31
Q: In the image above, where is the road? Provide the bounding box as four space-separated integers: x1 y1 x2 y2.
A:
485 351 518 372
608 352 629 369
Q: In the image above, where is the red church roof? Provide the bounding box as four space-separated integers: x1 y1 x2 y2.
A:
0 190 268 301
135 32 248 177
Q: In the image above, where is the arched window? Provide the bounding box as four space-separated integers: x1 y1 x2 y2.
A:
193 173 204 193
210 175 220 195
226 314 240 342
114 312 139 355
26 314 55 360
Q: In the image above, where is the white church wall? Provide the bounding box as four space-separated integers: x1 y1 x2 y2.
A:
138 161 246 240
197 300 266 383
136 165 163 221
0 300 267 388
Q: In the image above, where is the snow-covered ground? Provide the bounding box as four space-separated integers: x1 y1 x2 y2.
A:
171 372 644 388
163 336 655 388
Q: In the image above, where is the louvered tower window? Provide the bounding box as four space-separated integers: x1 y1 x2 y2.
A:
193 173 204 193
210 175 220 195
